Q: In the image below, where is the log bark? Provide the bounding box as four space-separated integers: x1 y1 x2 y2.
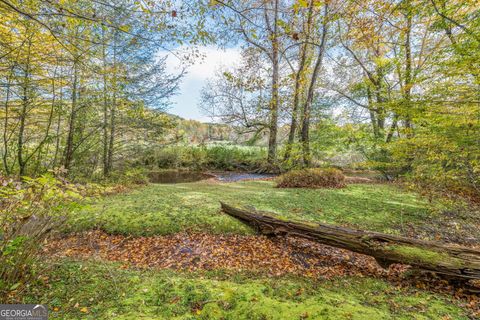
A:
220 202 480 280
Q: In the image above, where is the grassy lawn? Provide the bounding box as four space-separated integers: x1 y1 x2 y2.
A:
73 180 437 236
25 260 467 320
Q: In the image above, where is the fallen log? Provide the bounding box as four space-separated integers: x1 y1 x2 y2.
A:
220 202 480 280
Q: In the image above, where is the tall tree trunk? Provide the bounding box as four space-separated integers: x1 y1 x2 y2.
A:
107 91 116 173
386 114 398 143
267 0 280 165
403 3 413 137
52 87 63 168
102 30 110 176
300 4 329 166
63 60 79 172
374 69 386 138
367 87 380 138
17 39 32 176
2 66 14 174
106 34 117 174
284 0 314 163
18 94 27 176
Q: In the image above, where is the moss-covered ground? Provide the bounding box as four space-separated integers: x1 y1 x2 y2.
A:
29 180 475 319
25 260 468 319
73 180 437 236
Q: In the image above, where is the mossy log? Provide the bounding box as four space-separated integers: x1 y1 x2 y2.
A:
220 202 480 280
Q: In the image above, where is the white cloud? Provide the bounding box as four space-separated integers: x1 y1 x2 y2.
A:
162 46 241 121
182 46 241 79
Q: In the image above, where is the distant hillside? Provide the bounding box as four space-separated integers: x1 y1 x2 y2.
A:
165 114 270 145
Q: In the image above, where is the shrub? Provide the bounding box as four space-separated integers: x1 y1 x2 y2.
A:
107 168 149 186
0 174 83 301
364 135 480 201
276 168 346 189
180 146 207 169
155 148 182 168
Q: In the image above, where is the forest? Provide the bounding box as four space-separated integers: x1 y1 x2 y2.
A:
0 0 479 319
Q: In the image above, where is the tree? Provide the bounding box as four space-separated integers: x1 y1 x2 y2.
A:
0 0 207 177
200 48 270 140
210 0 289 164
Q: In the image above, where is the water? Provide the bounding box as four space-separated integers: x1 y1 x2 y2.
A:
148 170 276 184
148 171 214 184
212 172 277 182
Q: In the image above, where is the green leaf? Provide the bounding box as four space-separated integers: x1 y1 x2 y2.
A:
119 25 131 33
10 282 21 290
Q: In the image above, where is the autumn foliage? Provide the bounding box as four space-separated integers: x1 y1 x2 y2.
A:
276 168 346 189
0 174 83 299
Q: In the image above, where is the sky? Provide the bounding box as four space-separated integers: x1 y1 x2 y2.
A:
165 46 241 122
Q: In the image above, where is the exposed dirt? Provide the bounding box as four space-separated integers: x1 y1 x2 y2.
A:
44 230 479 317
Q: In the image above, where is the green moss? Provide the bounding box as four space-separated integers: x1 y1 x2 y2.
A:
23 260 468 320
70 181 440 236
386 245 464 267
30 179 474 319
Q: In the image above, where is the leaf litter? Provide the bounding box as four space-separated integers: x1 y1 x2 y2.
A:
44 230 479 317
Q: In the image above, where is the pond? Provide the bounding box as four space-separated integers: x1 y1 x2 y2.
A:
148 171 215 184
148 171 277 184
212 172 277 182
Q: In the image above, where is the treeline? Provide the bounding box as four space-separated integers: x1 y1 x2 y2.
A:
0 0 210 178
1 0 479 198
201 0 479 198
